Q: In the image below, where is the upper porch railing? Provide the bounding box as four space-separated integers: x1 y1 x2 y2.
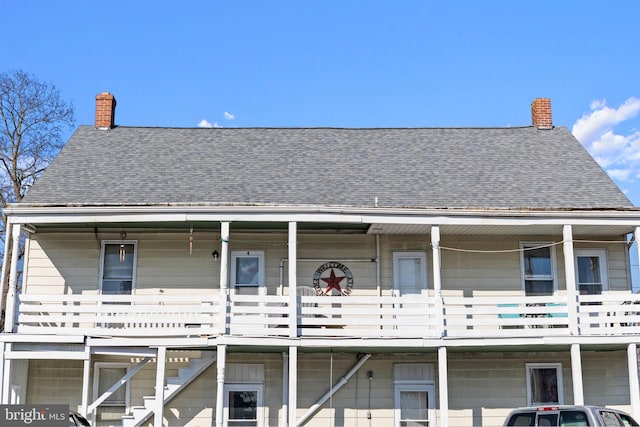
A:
14 291 640 340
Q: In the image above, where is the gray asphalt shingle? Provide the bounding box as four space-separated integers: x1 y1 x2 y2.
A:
21 125 633 209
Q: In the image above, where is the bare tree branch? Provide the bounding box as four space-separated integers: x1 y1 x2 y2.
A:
0 69 75 330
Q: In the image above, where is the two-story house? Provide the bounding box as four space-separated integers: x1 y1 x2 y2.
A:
0 94 638 426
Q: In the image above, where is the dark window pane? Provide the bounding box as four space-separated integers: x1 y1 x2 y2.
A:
525 280 554 296
559 410 589 426
236 257 260 285
229 390 258 424
577 256 601 285
524 247 551 276
538 414 558 426
530 368 558 404
507 413 536 426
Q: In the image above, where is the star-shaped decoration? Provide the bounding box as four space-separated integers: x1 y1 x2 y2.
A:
321 269 345 295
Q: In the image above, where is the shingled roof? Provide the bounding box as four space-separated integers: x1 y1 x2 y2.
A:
21 124 632 210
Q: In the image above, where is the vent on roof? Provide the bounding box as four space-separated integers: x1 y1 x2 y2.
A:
95 92 116 129
531 98 552 129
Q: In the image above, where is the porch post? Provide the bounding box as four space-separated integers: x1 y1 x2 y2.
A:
154 346 167 427
628 343 640 420
288 222 297 338
5 223 22 332
431 226 443 337
570 343 584 405
215 344 226 427
81 348 91 416
563 225 579 334
288 346 297 427
0 343 5 403
438 346 449 427
218 222 230 335
1 343 11 404
281 352 289 427
0 218 12 331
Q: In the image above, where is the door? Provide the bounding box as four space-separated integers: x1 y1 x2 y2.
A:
574 249 608 295
393 252 428 296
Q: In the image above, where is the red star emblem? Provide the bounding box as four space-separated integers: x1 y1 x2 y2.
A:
321 269 345 295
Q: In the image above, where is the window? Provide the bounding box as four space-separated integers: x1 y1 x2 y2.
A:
231 251 265 288
394 364 435 427
224 384 264 427
100 241 137 295
393 252 428 296
521 243 556 296
575 249 608 295
93 363 130 426
396 385 432 426
526 363 563 406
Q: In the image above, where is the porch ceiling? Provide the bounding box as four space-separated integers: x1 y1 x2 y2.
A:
26 221 636 238
365 223 636 237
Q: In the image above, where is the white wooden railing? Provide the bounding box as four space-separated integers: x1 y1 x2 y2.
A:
14 292 640 339
17 294 219 337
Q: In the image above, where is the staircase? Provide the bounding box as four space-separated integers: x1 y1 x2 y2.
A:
121 351 217 427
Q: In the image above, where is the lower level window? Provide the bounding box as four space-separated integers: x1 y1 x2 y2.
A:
526 363 563 406
395 384 434 426
224 384 263 427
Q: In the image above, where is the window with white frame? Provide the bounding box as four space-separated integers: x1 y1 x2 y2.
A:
393 252 428 296
231 251 265 288
93 363 130 426
394 364 435 427
526 363 563 406
521 243 556 296
574 249 608 295
224 383 264 427
100 241 137 295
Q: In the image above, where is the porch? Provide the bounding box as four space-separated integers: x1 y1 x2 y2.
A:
14 291 640 340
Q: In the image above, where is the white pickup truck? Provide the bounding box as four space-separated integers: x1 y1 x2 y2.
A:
503 405 638 426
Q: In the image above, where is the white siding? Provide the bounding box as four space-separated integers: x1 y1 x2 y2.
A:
23 232 633 298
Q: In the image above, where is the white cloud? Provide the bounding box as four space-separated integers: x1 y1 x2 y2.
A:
224 112 235 120
607 168 633 182
572 97 640 144
198 119 222 128
572 97 640 187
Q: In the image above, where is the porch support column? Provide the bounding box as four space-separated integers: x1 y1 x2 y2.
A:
628 343 640 420
218 222 230 335
281 352 289 427
81 348 91 416
438 346 449 427
215 344 227 427
153 346 167 427
0 343 6 403
431 226 443 337
0 217 12 331
1 343 11 404
563 225 579 334
570 343 584 405
288 222 297 338
5 223 22 332
288 346 297 427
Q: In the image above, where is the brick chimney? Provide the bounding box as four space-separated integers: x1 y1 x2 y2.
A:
531 98 552 129
95 92 116 129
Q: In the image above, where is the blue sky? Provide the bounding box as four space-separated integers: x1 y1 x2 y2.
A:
2 1 640 204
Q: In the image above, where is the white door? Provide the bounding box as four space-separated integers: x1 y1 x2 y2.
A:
393 252 428 296
574 249 608 295
230 250 266 295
